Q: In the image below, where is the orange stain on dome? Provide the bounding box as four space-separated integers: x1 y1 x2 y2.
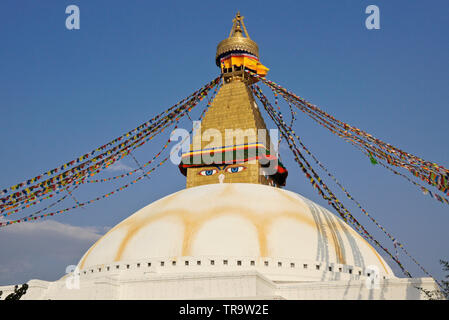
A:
111 202 318 261
79 186 389 275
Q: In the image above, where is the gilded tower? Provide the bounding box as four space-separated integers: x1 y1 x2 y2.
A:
179 13 287 188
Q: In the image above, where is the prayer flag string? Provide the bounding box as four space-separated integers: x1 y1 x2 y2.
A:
251 82 444 291
256 83 442 288
0 76 222 216
246 70 449 206
252 84 415 279
0 76 221 198
0 77 222 227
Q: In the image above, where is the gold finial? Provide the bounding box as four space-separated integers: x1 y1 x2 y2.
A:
228 12 250 39
215 12 259 66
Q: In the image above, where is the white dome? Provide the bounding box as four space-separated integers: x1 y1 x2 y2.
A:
78 183 394 281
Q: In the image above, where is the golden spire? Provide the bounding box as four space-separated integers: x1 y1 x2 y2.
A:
215 12 259 66
178 12 286 188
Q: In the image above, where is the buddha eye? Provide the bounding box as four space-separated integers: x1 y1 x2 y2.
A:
226 166 246 174
199 169 218 176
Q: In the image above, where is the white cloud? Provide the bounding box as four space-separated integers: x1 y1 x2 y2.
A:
0 218 108 286
1 219 103 242
279 140 290 151
106 161 134 172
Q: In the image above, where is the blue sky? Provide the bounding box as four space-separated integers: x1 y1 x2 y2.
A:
0 0 448 285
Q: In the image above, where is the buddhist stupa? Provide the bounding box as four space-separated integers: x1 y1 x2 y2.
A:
0 12 438 300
